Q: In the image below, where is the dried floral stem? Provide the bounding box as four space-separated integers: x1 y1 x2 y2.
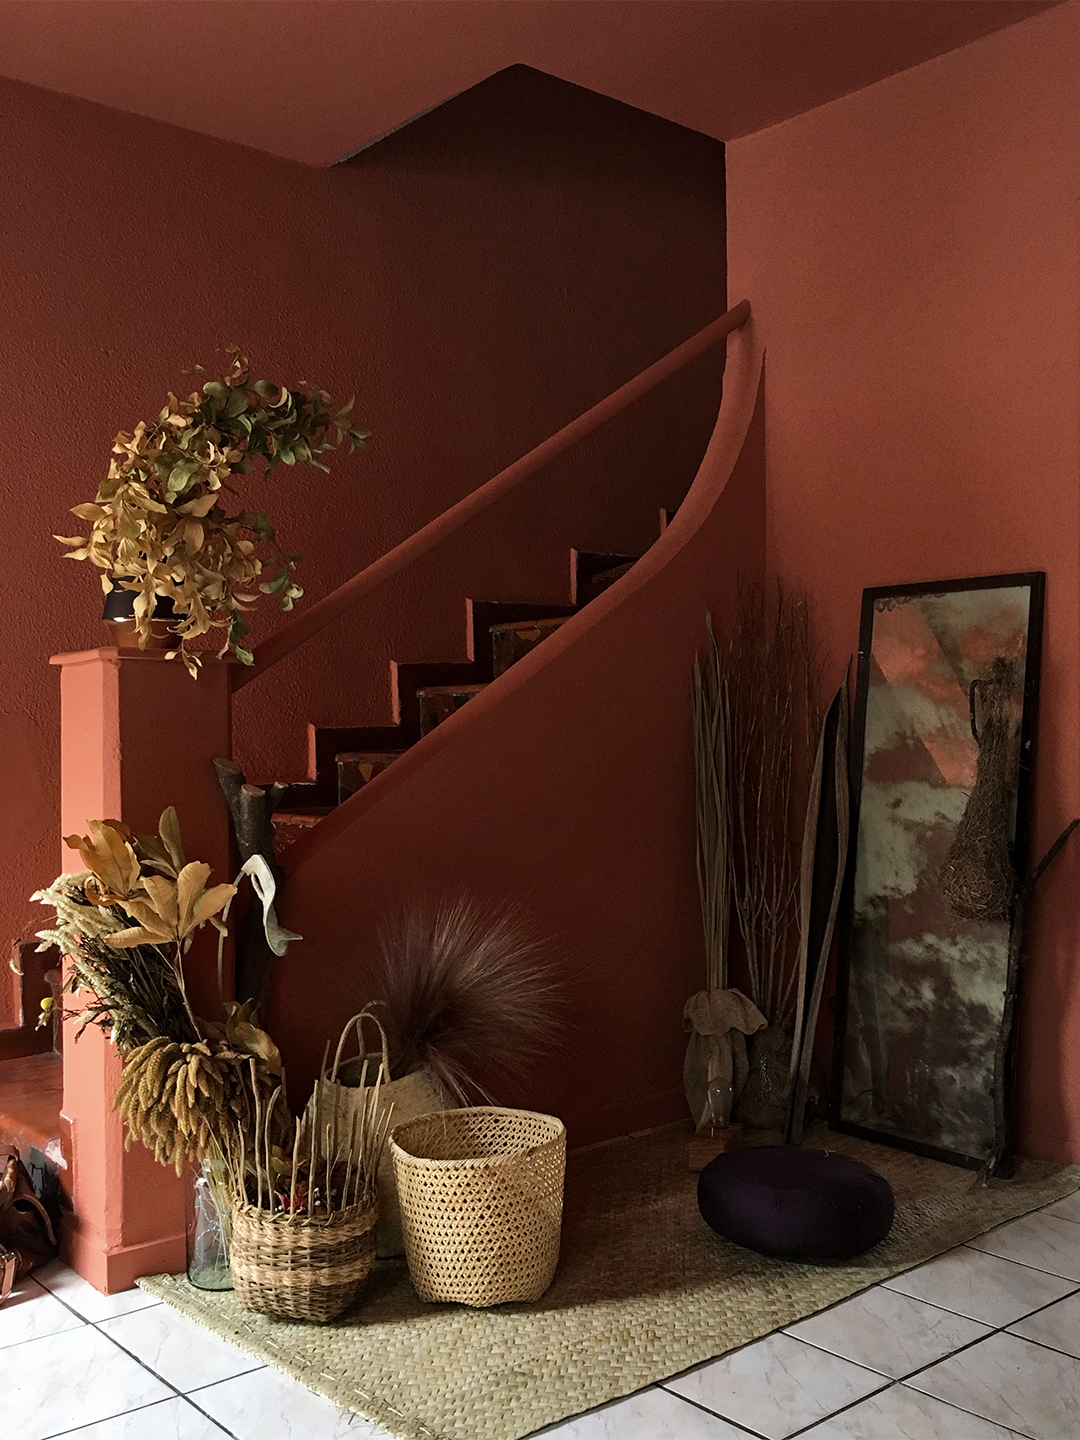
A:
228 1051 390 1220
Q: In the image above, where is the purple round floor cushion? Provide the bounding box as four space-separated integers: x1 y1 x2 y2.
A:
697 1146 894 1260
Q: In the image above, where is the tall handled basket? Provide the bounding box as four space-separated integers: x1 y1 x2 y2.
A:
229 1012 388 1324
319 1008 453 1258
390 1107 566 1307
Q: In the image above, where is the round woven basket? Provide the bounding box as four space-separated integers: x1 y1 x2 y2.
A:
230 1197 377 1323
390 1107 566 1307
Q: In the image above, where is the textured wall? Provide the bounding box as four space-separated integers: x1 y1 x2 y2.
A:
0 65 725 980
726 4 1080 1161
272 332 765 1142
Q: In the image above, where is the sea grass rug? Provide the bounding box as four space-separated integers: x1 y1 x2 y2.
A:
140 1125 1080 1440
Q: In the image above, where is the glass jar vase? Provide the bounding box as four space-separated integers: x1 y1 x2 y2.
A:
186 1160 233 1291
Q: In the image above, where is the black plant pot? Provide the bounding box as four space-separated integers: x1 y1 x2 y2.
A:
102 581 177 648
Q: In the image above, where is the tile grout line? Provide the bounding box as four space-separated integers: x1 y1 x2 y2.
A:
40 1391 236 1440
657 1255 1080 1440
653 1385 774 1439
745 1274 1080 1439
19 1280 248 1440
26 1191 1080 1440
83 1311 255 1440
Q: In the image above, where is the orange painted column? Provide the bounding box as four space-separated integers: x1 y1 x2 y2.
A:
50 648 232 1293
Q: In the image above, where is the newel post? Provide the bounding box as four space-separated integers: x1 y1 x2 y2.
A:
50 647 232 1293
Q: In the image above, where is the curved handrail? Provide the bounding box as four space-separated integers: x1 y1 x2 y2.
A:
234 299 750 690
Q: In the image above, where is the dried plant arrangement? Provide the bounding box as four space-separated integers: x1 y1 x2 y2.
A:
56 348 368 674
726 581 823 1031
31 809 289 1176
367 897 562 1102
227 1015 394 1322
231 1048 391 1222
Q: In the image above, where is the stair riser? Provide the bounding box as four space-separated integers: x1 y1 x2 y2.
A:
337 751 406 802
418 686 486 737
490 617 569 678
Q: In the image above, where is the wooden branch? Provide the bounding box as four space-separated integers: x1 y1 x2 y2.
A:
214 758 287 1010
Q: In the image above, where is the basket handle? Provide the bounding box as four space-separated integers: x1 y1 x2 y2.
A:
329 1006 391 1086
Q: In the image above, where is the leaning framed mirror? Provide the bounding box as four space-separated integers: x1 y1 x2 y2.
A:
831 571 1044 1169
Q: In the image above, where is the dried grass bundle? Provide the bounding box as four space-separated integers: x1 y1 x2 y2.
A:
940 656 1021 921
727 582 822 1028
693 613 732 992
369 899 561 1102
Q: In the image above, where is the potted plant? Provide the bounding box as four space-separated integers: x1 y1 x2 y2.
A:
57 348 368 674
31 809 292 1288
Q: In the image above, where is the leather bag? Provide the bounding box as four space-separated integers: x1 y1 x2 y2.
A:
0 1150 58 1306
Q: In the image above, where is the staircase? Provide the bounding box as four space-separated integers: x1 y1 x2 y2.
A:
270 542 657 856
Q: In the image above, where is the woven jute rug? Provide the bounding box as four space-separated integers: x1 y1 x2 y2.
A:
140 1125 1079 1440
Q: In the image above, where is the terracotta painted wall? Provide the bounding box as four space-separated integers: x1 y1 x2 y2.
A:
0 65 725 961
271 330 765 1141
726 5 1080 1161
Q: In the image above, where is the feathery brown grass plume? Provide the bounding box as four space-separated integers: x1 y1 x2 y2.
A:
369 898 562 1102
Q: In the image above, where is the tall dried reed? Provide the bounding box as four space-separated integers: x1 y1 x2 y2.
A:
726 582 822 1028
692 613 732 992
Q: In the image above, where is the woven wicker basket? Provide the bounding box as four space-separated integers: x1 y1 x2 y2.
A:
230 1197 377 1323
390 1107 566 1307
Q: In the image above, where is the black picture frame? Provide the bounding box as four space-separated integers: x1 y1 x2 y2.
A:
830 571 1044 1171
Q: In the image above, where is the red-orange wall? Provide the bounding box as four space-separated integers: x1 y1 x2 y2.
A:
726 4 1080 1161
272 333 765 1140
0 66 725 960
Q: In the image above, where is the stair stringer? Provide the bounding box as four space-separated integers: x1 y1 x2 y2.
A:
270 327 766 1144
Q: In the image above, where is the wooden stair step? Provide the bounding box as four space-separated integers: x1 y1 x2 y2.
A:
489 615 570 677
417 682 489 737
467 599 575 669
572 550 639 605
589 559 637 594
395 661 484 739
271 806 334 861
336 750 407 802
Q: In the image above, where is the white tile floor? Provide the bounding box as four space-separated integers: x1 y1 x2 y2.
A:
7 1195 1080 1439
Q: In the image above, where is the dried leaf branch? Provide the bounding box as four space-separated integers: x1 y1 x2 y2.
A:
57 348 368 674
